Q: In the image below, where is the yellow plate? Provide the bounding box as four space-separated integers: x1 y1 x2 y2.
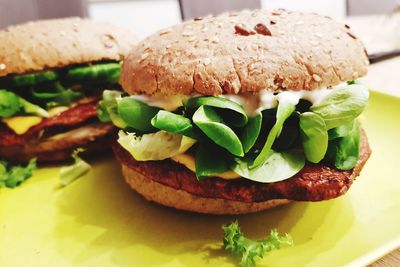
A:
1 91 400 267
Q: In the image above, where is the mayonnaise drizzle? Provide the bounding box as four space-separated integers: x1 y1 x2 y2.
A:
129 87 336 115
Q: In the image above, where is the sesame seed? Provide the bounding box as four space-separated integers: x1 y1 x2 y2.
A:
0 63 6 70
312 74 322 82
139 53 149 63
203 58 211 65
211 36 220 43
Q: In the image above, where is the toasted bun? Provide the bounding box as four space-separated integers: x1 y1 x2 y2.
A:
0 17 138 77
121 164 291 214
121 9 368 96
115 129 371 214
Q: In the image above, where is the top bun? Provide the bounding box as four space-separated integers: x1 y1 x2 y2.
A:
0 17 138 77
121 9 368 96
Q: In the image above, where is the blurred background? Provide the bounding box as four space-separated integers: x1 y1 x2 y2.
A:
0 0 399 38
1 0 400 93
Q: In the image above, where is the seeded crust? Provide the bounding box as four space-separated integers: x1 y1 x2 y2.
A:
114 129 371 214
0 17 138 77
121 9 368 96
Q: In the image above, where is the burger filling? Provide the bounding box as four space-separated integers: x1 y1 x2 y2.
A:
99 82 369 183
0 62 121 135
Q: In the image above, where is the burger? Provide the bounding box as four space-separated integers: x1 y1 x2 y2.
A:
101 9 371 214
0 17 138 163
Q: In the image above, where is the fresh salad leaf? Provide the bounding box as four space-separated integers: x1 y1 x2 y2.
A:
32 82 83 108
0 89 21 118
326 120 360 170
19 98 49 117
65 62 121 84
98 90 127 128
151 110 196 138
0 159 37 188
252 93 297 168
233 150 305 183
328 121 355 140
117 97 160 132
59 148 91 187
0 71 58 87
299 112 328 163
310 84 369 129
223 221 293 267
195 144 229 180
118 130 196 161
184 96 248 127
193 105 244 157
240 111 262 153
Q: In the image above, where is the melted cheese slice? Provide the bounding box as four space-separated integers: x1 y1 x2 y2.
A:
171 153 240 180
2 106 69 135
3 116 42 135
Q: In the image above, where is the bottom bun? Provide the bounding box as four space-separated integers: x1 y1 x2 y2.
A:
121 163 291 214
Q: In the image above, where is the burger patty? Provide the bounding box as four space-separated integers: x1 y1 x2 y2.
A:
0 99 115 163
114 129 371 202
0 100 100 146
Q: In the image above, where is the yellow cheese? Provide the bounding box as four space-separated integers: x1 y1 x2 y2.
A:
171 153 240 180
3 116 42 135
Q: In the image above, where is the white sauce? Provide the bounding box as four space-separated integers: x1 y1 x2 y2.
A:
129 87 336 115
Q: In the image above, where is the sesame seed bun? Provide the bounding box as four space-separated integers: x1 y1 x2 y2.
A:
120 9 368 96
0 17 138 77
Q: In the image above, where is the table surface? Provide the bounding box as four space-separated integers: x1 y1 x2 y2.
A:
346 14 400 266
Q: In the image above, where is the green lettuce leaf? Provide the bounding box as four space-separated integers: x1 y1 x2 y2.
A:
0 159 37 188
195 144 229 180
98 90 127 128
326 120 360 170
310 84 369 129
0 89 21 118
59 148 91 187
118 130 196 161
252 93 297 168
232 150 305 183
184 96 248 127
193 105 244 156
223 221 293 267
299 112 328 163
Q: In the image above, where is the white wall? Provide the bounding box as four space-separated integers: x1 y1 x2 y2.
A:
88 0 181 38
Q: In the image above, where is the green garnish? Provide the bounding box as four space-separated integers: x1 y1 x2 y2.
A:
99 82 369 183
0 89 21 118
0 159 37 188
59 148 91 187
223 221 293 267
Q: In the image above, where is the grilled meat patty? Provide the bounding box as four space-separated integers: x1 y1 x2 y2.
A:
114 129 371 203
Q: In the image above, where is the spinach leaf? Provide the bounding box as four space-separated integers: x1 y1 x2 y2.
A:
310 84 369 129
328 121 354 140
98 90 127 128
192 105 244 156
299 112 328 163
326 121 360 170
240 111 262 153
195 144 229 180
233 150 305 183
0 71 58 88
65 62 121 84
32 82 83 107
0 89 21 118
151 110 196 138
117 97 160 132
184 96 248 127
252 95 296 168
